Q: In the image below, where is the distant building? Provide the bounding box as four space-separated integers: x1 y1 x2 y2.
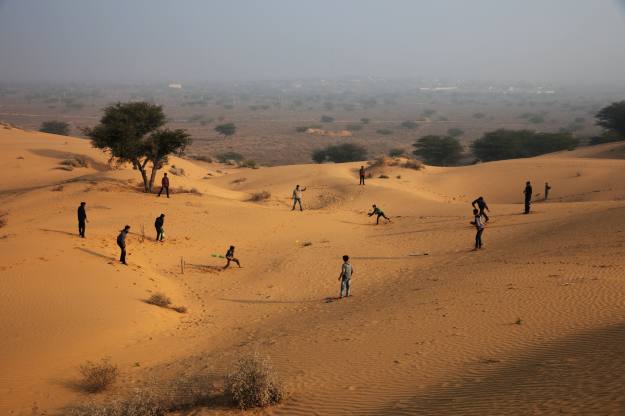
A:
168 83 182 89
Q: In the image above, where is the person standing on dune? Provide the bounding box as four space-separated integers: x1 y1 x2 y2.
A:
157 172 170 198
117 225 130 265
471 208 485 250
359 165 366 185
154 213 165 242
77 202 87 238
524 181 533 214
544 182 551 200
292 184 306 211
223 245 241 269
368 204 391 224
338 255 353 299
471 196 490 222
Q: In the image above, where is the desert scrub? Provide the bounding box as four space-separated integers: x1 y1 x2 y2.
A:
248 191 271 202
146 293 171 308
225 354 284 409
79 358 119 393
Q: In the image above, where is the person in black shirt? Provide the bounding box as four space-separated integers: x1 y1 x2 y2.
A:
471 196 489 222
223 245 241 269
154 214 165 242
77 202 87 238
524 181 533 214
359 166 366 185
117 225 130 265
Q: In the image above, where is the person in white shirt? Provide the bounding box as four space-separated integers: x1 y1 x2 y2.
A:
338 255 354 298
291 184 307 211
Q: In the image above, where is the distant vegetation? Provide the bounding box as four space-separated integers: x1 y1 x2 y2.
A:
473 112 486 119
360 117 370 124
345 124 363 131
40 120 70 136
216 151 245 163
85 102 191 193
471 129 578 162
596 101 625 138
412 135 463 166
376 128 393 135
320 115 335 123
214 122 236 138
447 128 464 138
388 148 406 157
400 121 419 129
312 143 368 163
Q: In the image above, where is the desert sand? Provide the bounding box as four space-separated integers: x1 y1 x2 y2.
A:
2 125 625 415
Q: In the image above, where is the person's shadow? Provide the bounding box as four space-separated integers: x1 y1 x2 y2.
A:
75 247 116 261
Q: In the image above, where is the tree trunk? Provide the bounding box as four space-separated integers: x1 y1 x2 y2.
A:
148 162 159 193
134 159 150 192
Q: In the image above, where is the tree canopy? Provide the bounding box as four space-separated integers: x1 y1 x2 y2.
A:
471 129 578 162
85 102 191 192
412 135 463 166
596 101 625 138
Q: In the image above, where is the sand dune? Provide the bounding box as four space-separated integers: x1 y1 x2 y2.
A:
2 126 625 415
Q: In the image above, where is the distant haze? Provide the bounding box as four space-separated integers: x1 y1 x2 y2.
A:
1 0 625 84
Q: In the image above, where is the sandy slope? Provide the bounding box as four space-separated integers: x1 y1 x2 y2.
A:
1 127 625 415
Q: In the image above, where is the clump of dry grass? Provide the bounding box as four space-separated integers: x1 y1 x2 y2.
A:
248 191 271 202
402 159 423 170
66 375 217 415
172 187 202 195
231 177 247 185
60 156 89 169
146 293 171 308
79 359 119 393
368 155 423 170
51 185 64 192
379 174 389 179
169 165 186 176
225 354 284 410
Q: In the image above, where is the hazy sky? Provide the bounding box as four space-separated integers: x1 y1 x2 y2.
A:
1 0 625 84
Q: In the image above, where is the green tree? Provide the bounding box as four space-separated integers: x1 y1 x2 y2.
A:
85 102 191 192
471 129 578 162
412 135 463 166
215 123 236 138
216 151 244 163
596 101 625 138
311 143 367 163
40 120 70 136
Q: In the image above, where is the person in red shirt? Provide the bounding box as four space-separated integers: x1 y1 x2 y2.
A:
157 173 170 198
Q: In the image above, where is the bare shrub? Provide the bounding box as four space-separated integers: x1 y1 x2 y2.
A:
379 174 389 179
66 389 165 416
231 177 247 185
225 354 284 409
239 159 258 169
402 159 424 170
79 359 119 393
146 293 171 308
248 191 271 202
172 187 202 195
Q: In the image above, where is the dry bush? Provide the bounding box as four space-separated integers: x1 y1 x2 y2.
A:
402 159 424 170
225 354 284 409
231 177 247 184
146 293 171 308
169 165 185 176
379 174 389 179
51 185 64 192
239 159 258 169
66 389 165 416
79 359 119 393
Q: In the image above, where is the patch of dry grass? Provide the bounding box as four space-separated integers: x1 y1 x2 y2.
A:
168 165 185 176
146 293 171 308
172 187 202 195
248 191 271 202
60 156 89 169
